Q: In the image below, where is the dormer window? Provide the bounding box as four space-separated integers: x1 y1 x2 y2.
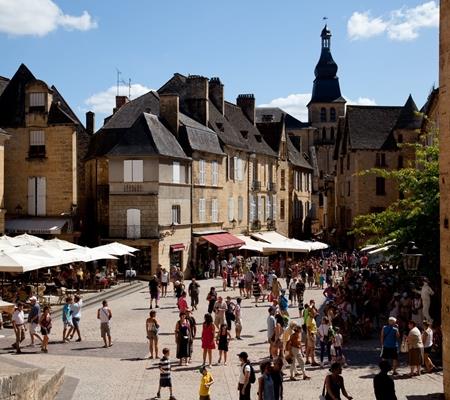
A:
255 134 262 142
240 130 248 139
216 122 224 131
29 130 46 158
29 92 46 112
262 114 274 122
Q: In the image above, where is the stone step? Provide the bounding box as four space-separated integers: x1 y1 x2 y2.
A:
35 367 65 400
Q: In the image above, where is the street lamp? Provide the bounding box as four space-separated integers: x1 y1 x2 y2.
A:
402 241 423 271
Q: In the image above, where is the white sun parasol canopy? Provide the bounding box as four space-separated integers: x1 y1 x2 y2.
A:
93 242 139 256
14 233 45 246
43 238 82 251
0 251 49 273
65 247 118 263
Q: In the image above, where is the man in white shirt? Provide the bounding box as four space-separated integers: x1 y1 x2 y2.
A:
12 303 26 353
70 295 83 342
97 300 112 348
237 351 251 400
160 268 169 297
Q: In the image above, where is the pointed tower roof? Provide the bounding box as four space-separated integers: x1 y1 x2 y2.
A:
309 25 345 105
395 94 423 130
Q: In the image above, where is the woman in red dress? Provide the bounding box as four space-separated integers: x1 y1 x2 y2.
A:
201 313 215 367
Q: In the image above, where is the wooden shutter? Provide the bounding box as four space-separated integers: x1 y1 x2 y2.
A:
266 196 272 219
30 130 45 146
28 177 36 216
233 157 238 181
127 209 141 239
212 198 218 222
272 194 277 220
228 197 234 222
132 160 143 182
238 196 243 221
36 177 46 216
199 199 206 222
237 158 243 181
124 160 133 182
199 160 205 185
173 161 180 183
249 194 255 222
257 195 262 221
211 161 218 186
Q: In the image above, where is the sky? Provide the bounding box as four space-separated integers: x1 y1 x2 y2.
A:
0 0 439 129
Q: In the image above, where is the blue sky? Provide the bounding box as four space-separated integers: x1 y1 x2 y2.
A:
0 0 439 128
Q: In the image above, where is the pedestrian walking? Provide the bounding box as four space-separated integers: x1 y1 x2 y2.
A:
373 360 397 400
206 287 217 314
305 311 318 366
174 311 191 366
225 296 236 331
267 307 276 357
213 296 227 329
27 296 42 347
189 278 200 310
406 320 423 377
156 347 176 400
186 309 197 364
258 360 275 400
253 278 262 306
146 310 159 359
286 325 310 381
422 320 436 372
39 306 52 353
62 296 73 343
235 297 243 340
97 299 112 348
318 316 333 367
270 314 284 359
216 323 231 365
199 365 214 400
12 302 26 354
322 362 353 400
160 268 169 297
380 317 400 375
271 357 284 400
177 291 189 313
69 295 83 342
201 313 215 367
237 351 254 400
149 274 160 309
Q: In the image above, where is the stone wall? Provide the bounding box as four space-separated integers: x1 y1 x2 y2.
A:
439 0 450 397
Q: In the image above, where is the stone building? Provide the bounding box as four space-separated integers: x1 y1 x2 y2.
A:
0 64 90 240
0 128 9 234
334 96 422 248
256 108 313 238
85 92 193 275
439 0 450 396
307 25 346 237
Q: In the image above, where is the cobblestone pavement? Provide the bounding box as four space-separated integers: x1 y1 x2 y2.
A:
0 279 444 399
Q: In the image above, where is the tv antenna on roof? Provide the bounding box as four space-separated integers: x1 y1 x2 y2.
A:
116 69 132 99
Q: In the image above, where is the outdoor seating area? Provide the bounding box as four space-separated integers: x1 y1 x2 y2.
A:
0 235 139 314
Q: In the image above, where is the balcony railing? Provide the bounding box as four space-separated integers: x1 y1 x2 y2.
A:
268 182 277 192
109 181 158 194
251 180 261 192
109 225 158 240
124 183 143 193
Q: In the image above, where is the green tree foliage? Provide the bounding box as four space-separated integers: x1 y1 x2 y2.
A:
350 132 439 267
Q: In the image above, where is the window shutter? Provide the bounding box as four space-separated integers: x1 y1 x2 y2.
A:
29 92 45 107
249 194 255 222
228 197 234 222
199 198 206 222
124 160 133 182
127 209 141 239
257 195 262 221
28 177 36 216
30 130 45 146
199 160 205 185
212 198 218 222
36 177 46 216
272 194 277 220
133 160 143 182
211 161 218 186
173 161 180 183
237 158 243 181
266 196 272 219
233 157 238 181
238 196 243 221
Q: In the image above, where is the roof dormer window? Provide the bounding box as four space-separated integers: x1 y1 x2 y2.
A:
241 130 248 139
262 114 274 122
255 134 262 142
29 92 46 112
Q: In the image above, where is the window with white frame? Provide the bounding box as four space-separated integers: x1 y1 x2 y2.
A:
124 160 143 182
238 196 243 221
211 160 218 186
257 195 263 222
249 194 256 222
172 161 180 184
228 197 234 222
29 130 45 157
126 208 141 239
272 194 277 220
266 195 272 219
199 198 206 222
237 157 243 181
199 159 205 185
211 198 219 222
28 177 46 216
233 157 238 182
172 205 181 224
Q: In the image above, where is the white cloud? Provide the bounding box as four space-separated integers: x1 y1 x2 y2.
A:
84 84 153 114
0 0 97 37
259 94 377 122
259 93 311 122
347 1 439 41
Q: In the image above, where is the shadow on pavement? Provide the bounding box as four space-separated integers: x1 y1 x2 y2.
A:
407 394 444 399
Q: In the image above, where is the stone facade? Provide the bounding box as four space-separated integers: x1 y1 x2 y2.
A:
0 131 9 234
439 0 450 396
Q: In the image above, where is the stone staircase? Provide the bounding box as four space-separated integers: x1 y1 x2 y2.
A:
0 361 64 400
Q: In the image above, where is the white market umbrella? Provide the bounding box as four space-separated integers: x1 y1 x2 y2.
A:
43 238 82 251
0 251 48 273
14 233 44 246
303 240 329 251
16 245 77 266
0 299 15 314
0 235 28 247
94 242 138 256
66 247 118 263
0 242 19 252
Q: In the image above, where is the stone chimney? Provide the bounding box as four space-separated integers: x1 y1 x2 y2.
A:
85 111 95 134
237 94 255 125
113 95 129 114
185 75 209 125
209 77 224 115
159 93 180 136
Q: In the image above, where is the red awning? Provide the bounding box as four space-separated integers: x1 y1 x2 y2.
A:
170 244 185 252
201 233 245 251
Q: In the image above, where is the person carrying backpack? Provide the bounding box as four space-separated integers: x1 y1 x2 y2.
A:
237 351 255 400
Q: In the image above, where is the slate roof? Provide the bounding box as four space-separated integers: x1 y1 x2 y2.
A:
107 113 188 159
340 106 403 152
48 86 83 126
0 77 9 96
224 101 276 157
256 107 311 131
395 95 423 130
287 135 313 170
179 113 224 156
420 87 439 115
102 91 160 130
